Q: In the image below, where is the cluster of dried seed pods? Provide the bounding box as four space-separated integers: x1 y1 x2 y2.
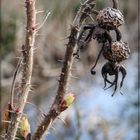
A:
75 0 130 96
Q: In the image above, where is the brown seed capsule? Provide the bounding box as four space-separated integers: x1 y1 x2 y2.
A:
96 7 124 28
103 41 130 62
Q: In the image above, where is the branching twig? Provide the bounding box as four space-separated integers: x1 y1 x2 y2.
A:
4 0 36 139
32 0 96 139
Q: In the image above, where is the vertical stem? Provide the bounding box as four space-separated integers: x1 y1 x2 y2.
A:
112 0 118 9
32 0 96 139
4 0 36 139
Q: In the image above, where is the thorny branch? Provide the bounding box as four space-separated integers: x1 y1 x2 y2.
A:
2 0 121 139
32 0 96 139
4 0 36 139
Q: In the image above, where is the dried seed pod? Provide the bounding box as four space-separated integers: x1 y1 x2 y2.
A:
103 41 130 62
96 7 124 28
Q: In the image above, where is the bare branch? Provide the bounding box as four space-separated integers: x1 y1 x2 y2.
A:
32 0 96 139
4 0 36 139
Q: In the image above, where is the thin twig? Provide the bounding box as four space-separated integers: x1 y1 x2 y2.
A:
36 11 51 31
10 58 22 107
36 10 44 14
26 102 46 115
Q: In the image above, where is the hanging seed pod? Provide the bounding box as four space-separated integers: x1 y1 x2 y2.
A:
96 7 124 28
103 41 130 63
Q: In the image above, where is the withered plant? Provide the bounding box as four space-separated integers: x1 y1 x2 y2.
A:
2 0 130 140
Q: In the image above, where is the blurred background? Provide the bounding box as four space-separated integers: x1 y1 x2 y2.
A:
1 0 139 140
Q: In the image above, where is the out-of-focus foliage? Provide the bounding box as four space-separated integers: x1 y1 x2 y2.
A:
1 18 16 58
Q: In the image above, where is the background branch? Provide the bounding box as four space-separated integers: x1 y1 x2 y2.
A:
4 0 36 139
32 0 96 139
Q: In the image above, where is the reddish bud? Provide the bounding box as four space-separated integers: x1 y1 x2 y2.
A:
59 93 75 112
32 27 35 31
